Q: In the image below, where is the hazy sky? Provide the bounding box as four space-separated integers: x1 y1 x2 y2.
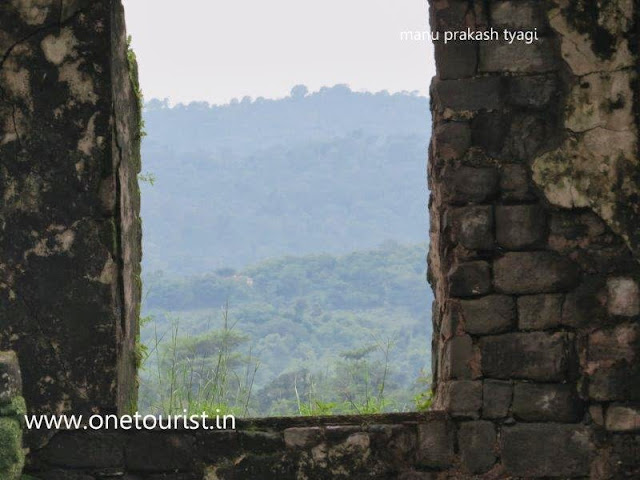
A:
122 0 434 105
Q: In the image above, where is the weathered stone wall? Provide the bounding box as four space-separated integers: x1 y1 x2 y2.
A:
2 0 639 478
428 0 640 478
0 0 142 420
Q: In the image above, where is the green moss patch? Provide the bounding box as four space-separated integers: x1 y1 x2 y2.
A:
0 416 25 480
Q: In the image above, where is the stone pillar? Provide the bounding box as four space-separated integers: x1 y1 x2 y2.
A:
0 351 26 479
428 0 639 477
0 1 142 417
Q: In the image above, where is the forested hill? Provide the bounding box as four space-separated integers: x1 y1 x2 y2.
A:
140 242 433 415
141 85 431 275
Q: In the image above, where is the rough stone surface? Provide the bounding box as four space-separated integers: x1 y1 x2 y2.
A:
441 335 476 380
480 332 575 381
458 295 515 335
482 380 512 419
124 433 196 472
0 351 22 405
7 0 640 478
458 421 497 474
607 277 640 317
512 383 583 422
416 418 454 469
447 262 492 298
433 122 471 160
0 0 142 419
432 77 504 113
499 164 535 201
479 39 558 73
448 206 494 251
434 381 482 418
501 424 594 477
517 294 564 330
495 204 547 249
605 405 640 432
587 324 640 401
493 252 580 294
442 167 499 205
283 427 322 449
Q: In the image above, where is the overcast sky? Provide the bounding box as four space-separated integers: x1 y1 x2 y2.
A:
122 0 434 105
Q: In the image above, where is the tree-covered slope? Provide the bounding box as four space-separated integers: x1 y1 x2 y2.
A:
141 86 430 274
140 242 433 415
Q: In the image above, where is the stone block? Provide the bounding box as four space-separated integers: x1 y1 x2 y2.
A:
441 335 476 380
430 0 479 31
508 74 558 108
283 427 323 449
587 324 640 401
499 164 535 201
416 419 455 469
589 404 605 426
0 351 22 405
605 405 640 432
606 277 640 316
435 380 482 418
448 261 492 297
482 380 512 419
517 294 563 330
503 112 555 161
443 166 499 205
470 112 509 157
606 435 640 479
495 204 547 249
459 295 515 335
512 383 583 422
458 421 497 474
479 39 557 73
196 430 240 462
561 276 608 328
501 424 593 477
490 1 549 30
40 431 124 469
433 121 471 161
480 332 575 381
125 432 195 472
448 206 494 250
494 252 580 294
432 77 504 113
434 41 477 79
588 324 639 364
589 365 640 402
239 430 285 453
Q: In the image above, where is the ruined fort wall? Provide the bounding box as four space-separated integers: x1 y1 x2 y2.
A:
0 0 638 478
428 0 640 478
0 0 141 418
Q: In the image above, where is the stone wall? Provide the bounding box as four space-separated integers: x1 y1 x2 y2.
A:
1 0 639 478
0 0 142 419
427 0 640 478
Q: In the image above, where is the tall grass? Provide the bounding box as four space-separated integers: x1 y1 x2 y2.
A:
139 304 259 416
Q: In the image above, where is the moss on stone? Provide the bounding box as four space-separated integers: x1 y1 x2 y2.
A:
126 35 145 173
0 396 26 417
0 417 25 480
563 0 616 59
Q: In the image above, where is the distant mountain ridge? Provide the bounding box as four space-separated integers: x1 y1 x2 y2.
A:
141 85 431 275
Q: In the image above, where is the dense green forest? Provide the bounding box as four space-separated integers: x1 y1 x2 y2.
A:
138 86 432 415
141 85 430 274
139 242 433 416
